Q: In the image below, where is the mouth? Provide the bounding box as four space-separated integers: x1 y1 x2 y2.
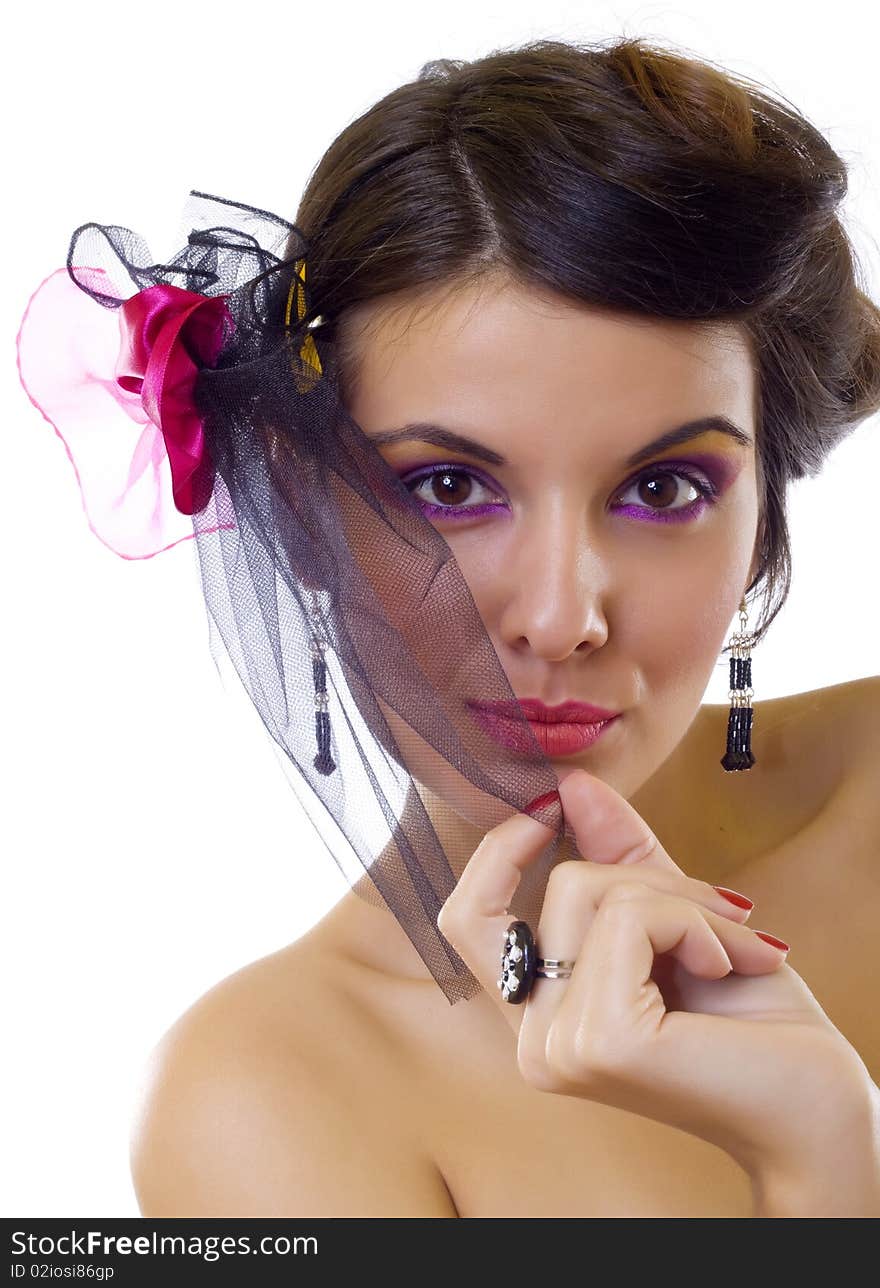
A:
468 704 621 756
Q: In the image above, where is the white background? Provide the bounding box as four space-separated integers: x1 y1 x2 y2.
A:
3 0 878 1216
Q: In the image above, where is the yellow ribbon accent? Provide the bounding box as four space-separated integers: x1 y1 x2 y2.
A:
284 258 323 381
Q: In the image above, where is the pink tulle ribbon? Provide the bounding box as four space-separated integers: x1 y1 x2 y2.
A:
16 266 236 560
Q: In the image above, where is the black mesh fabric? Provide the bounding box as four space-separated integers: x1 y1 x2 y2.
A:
59 190 576 1005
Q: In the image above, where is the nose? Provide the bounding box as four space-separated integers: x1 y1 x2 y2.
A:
496 501 609 661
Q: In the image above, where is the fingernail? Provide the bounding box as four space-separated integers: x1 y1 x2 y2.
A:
524 791 559 816
712 885 754 911
754 930 790 952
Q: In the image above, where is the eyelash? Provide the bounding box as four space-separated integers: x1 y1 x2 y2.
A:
398 461 721 525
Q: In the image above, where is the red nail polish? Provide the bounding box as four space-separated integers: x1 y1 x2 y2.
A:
712 885 754 910
755 931 790 952
524 791 559 816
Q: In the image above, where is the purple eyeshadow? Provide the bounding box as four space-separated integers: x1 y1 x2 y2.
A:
612 495 712 524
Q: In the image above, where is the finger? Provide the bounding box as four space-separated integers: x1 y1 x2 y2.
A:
553 884 790 1053
546 860 753 929
527 860 754 1017
556 768 684 874
436 808 558 1014
518 865 757 1061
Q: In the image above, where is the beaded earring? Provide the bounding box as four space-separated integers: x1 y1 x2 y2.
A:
309 590 337 776
720 594 756 772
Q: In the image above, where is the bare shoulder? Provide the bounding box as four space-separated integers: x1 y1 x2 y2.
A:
130 942 457 1217
699 674 879 809
831 673 880 756
787 675 879 773
779 676 880 859
789 673 879 726
761 673 876 728
813 676 880 854
749 675 879 777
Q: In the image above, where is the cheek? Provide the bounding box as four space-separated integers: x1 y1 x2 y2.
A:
623 539 755 710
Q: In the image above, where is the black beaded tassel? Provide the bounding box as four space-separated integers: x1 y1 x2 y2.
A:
309 592 337 775
720 595 756 772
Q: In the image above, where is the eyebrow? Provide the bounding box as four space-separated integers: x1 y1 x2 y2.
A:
366 415 752 469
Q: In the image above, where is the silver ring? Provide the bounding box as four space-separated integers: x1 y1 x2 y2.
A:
536 958 575 979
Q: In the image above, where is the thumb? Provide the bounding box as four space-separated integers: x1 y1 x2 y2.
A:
555 767 683 874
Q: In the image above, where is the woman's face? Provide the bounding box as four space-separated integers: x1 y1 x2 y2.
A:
339 271 762 844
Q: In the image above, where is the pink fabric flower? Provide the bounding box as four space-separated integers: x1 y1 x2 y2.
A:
16 266 235 560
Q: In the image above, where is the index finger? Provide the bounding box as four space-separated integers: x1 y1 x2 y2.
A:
436 808 558 988
556 767 684 874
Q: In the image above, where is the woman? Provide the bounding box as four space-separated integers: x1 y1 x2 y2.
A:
51 35 880 1215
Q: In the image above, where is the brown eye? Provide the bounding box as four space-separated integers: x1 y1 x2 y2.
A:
400 464 503 518
635 471 692 508
425 469 474 506
616 467 712 511
611 464 719 525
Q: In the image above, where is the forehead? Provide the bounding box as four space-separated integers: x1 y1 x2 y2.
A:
342 274 756 432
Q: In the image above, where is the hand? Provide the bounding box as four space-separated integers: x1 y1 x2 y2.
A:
437 767 873 1182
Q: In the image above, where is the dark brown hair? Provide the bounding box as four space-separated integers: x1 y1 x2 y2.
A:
289 34 880 648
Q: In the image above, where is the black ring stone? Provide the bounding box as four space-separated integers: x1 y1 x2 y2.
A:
499 919 536 1004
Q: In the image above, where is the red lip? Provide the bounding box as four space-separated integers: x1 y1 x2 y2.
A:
469 706 619 756
468 697 621 723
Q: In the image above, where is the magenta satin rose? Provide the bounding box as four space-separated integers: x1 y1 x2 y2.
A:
117 283 234 517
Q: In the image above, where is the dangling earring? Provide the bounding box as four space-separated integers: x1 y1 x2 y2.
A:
721 594 756 772
309 589 337 775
